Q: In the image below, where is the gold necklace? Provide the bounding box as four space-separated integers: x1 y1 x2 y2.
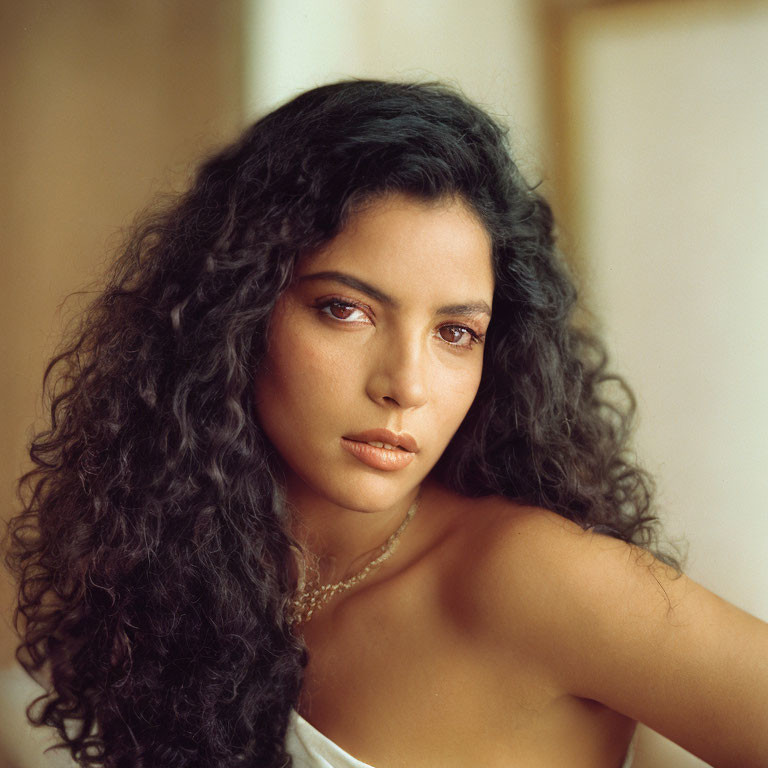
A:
286 496 419 627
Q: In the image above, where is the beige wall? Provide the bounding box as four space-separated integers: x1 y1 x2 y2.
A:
0 3 243 763
244 0 551 180
567 2 768 765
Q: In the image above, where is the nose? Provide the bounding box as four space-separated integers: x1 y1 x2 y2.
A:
365 333 429 410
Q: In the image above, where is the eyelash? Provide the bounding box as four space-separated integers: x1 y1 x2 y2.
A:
313 297 485 350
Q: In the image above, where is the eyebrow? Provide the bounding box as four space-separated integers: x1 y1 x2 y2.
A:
297 270 492 318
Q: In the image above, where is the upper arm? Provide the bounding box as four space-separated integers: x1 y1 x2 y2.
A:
469 504 768 768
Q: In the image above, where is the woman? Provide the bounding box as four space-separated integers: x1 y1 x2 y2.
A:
3 79 767 768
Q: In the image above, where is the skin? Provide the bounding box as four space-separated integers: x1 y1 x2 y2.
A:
255 193 494 584
255 193 768 767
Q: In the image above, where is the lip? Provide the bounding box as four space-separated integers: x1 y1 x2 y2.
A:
342 429 419 453
340 438 416 471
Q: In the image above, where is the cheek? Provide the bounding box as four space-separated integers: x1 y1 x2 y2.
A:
288 333 357 402
256 316 353 415
431 359 484 425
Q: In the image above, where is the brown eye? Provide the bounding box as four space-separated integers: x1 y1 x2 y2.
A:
328 302 355 319
436 325 483 349
316 299 370 324
439 326 464 344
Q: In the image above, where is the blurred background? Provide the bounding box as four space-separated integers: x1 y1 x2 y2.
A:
1 1 766 766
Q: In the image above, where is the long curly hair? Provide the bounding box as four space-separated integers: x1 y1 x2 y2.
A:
3 79 676 768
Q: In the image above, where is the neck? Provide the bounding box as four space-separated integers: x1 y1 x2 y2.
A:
284 476 424 586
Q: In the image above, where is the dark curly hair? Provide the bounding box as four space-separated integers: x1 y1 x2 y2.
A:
3 79 676 768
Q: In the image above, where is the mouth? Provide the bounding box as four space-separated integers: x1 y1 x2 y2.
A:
342 429 419 453
340 436 417 471
354 440 407 451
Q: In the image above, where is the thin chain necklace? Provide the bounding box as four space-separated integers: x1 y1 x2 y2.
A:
286 496 419 627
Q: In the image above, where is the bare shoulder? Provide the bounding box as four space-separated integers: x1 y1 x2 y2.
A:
446 492 768 768
445 495 671 663
460 496 688 658
461 495 681 617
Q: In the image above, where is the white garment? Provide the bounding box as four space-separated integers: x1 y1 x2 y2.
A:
284 708 637 767
285 709 375 768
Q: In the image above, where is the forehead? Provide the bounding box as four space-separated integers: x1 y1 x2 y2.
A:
296 194 494 303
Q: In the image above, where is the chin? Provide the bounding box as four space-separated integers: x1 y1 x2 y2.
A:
301 467 424 513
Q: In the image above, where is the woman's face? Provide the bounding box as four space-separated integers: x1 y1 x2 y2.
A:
254 193 494 513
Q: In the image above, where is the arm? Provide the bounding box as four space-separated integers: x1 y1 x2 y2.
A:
472 505 768 768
